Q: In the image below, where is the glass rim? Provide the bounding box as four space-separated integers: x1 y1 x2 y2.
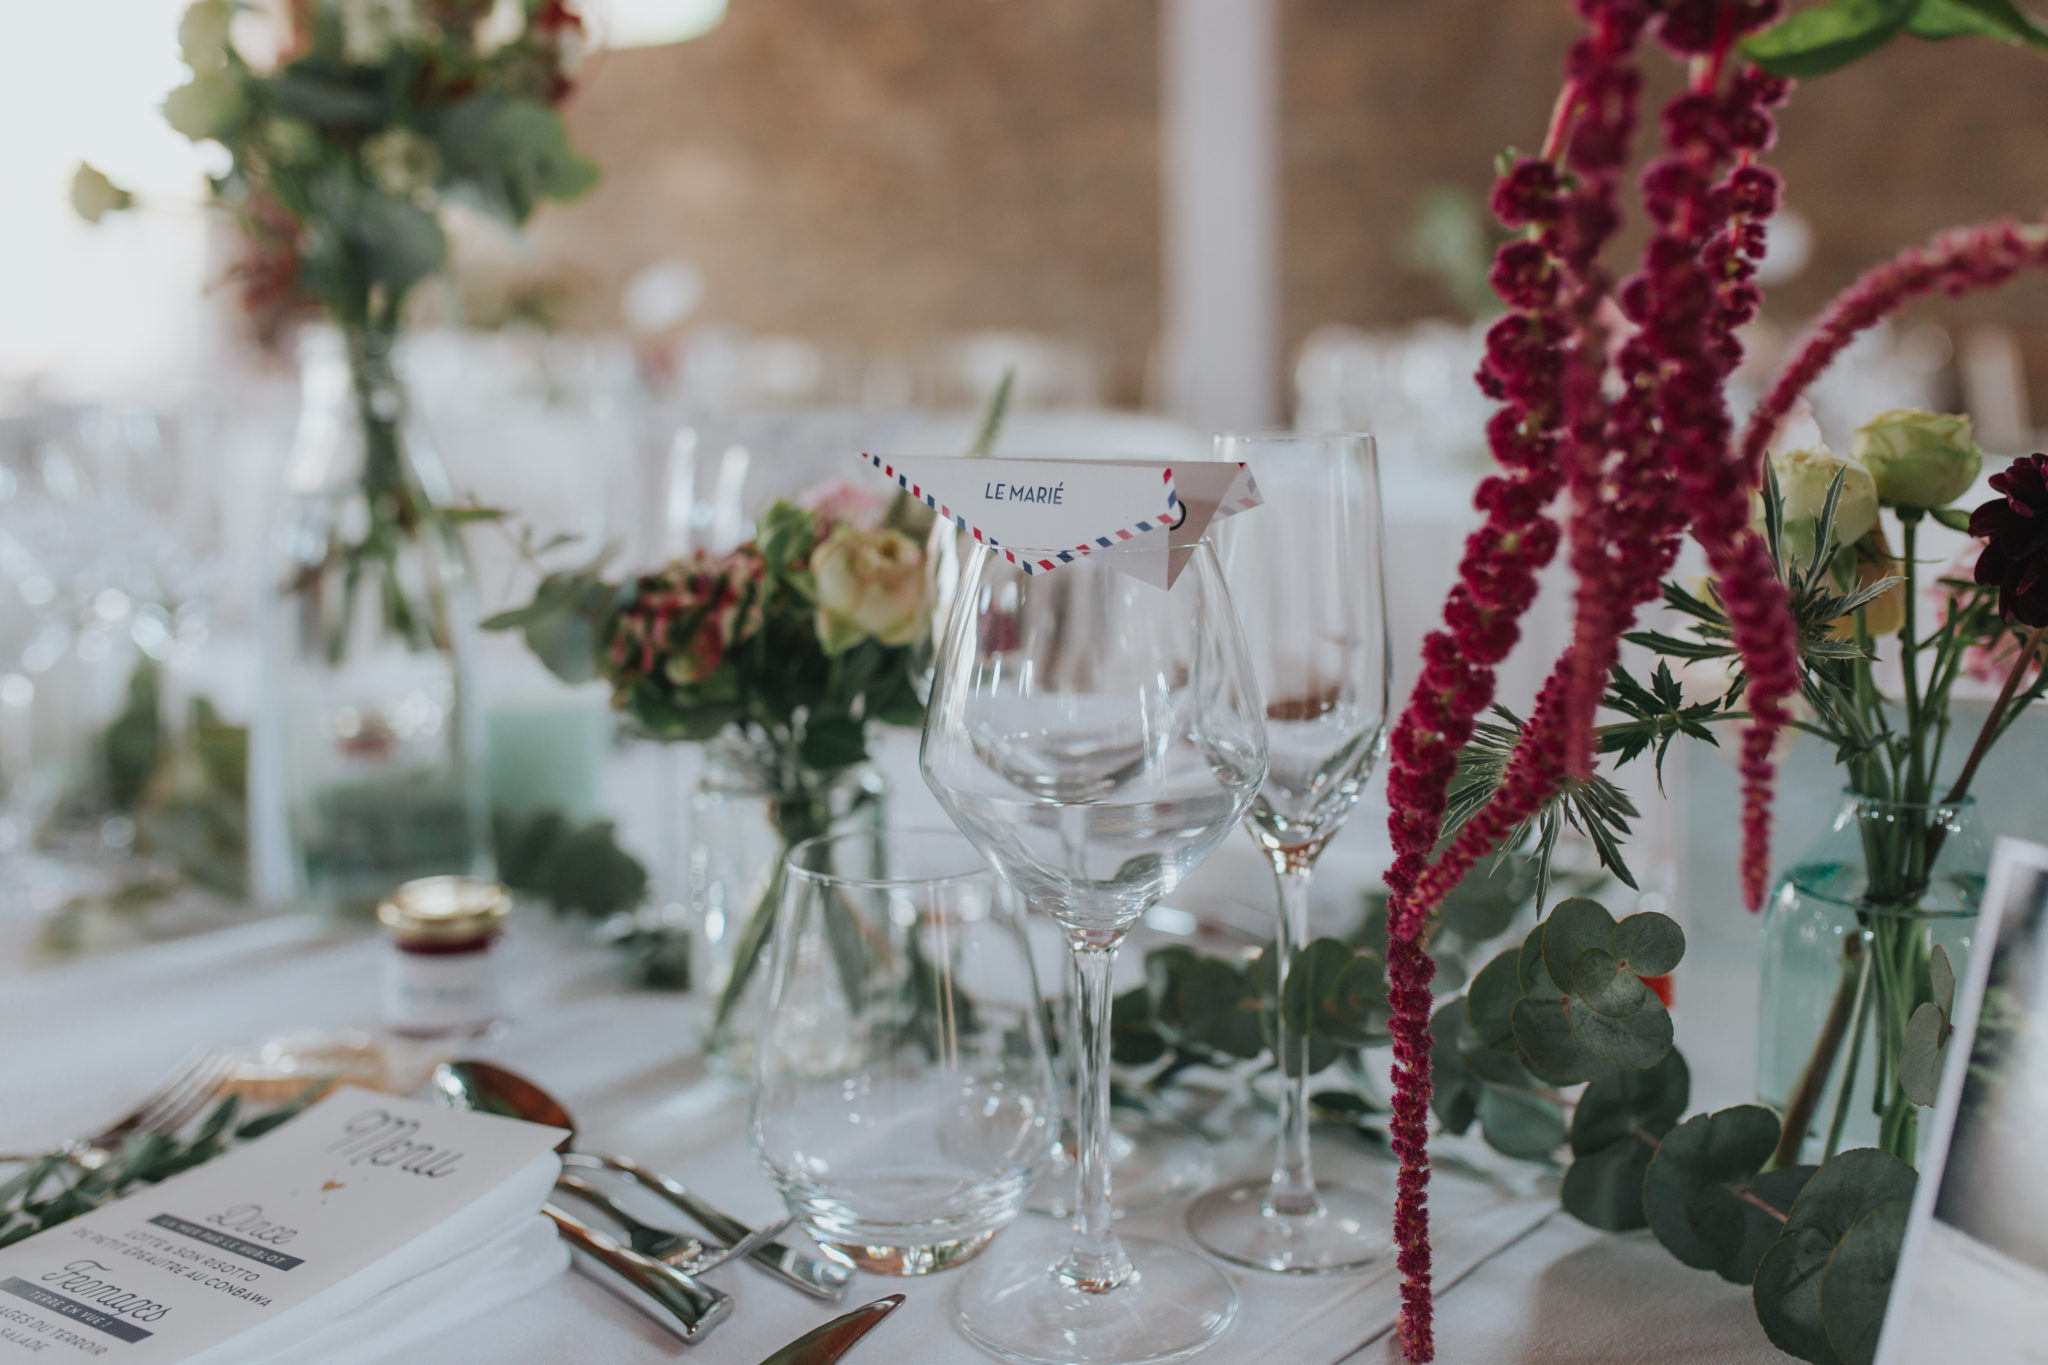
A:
783 826 993 889
1836 789 1979 812
1214 429 1377 446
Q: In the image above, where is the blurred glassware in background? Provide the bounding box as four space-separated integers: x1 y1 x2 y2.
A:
260 327 492 916
1293 321 1492 475
750 828 1053 1276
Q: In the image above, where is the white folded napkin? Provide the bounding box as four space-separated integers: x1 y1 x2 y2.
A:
183 1150 563 1365
222 1216 566 1365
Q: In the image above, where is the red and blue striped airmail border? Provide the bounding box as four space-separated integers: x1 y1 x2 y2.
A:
859 453 1180 575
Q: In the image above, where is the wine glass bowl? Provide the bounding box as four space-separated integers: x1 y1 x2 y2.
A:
922 539 1267 1365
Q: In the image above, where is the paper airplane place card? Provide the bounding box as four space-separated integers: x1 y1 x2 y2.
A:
858 453 1262 588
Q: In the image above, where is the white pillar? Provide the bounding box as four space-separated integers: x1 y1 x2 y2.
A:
1160 0 1282 433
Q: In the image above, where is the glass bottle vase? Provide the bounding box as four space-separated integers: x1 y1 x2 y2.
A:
1758 793 1986 1164
267 326 492 915
688 728 887 1074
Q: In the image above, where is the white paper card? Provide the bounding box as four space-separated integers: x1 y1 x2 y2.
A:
859 453 1262 587
0 1088 565 1365
1875 838 2048 1365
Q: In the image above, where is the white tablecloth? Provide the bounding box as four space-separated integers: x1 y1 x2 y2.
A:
0 873 1792 1365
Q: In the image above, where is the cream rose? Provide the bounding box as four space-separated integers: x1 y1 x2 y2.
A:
1852 408 1982 510
1757 443 1879 568
812 527 927 653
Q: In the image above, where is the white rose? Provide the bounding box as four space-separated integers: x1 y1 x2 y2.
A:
1756 443 1879 569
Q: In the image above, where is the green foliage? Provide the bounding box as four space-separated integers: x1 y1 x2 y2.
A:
1752 1150 1917 1364
0 1091 316 1249
1445 707 1642 904
1745 0 2048 76
1562 1050 1690 1230
1895 944 1955 1106
143 0 601 327
1643 1106 1809 1283
493 809 649 919
1745 0 1920 76
1468 898 1682 1086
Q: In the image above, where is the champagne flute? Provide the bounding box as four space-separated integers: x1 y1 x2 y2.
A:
923 540 1267 1365
1185 431 1392 1274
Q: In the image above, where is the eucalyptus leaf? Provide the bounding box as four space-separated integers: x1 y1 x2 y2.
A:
1930 944 1955 1015
1571 948 1650 1019
1753 1148 1917 1362
1517 922 1564 1001
1562 1139 1655 1230
1567 992 1674 1069
1512 996 1616 1085
1610 912 1685 977
1542 898 1617 995
1897 1001 1948 1106
1467 948 1524 1051
1475 1084 1567 1160
1431 1003 1482 1134
1642 1105 1783 1280
1437 852 1538 941
1570 1048 1691 1156
1818 1199 1911 1365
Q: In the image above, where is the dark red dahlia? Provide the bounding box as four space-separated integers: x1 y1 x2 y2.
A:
1971 453 2048 627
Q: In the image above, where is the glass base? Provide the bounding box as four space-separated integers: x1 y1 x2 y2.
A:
815 1227 998 1276
954 1225 1237 1365
1027 1119 1215 1218
1184 1179 1389 1274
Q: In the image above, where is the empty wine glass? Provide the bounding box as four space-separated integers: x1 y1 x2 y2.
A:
924 541 1267 1365
750 828 1054 1275
1185 431 1392 1274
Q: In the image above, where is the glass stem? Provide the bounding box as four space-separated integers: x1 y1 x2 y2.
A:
1058 933 1133 1294
1267 856 1321 1217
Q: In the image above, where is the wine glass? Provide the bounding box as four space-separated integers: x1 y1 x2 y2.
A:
923 540 1267 1365
1185 432 1392 1274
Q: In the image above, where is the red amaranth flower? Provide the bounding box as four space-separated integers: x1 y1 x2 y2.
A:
1381 6 1651 1357
1743 218 2048 484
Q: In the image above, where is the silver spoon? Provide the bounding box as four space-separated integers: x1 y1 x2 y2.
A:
431 1059 852 1301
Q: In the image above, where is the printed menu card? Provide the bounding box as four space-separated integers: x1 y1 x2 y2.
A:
0 1088 565 1364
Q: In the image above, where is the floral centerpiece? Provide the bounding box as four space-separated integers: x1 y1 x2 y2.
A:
82 0 602 910
490 490 934 1060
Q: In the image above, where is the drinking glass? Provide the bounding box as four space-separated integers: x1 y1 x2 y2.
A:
1185 431 1392 1273
750 828 1054 1275
924 542 1268 1365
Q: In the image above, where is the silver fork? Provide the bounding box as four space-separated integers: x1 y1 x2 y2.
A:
0 1051 235 1168
553 1172 795 1275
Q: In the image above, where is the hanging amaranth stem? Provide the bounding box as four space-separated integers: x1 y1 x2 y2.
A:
1379 1 1804 1358
1742 215 2048 478
1380 2 1654 1356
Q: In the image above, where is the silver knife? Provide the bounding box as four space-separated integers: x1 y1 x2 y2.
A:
562 1151 853 1300
755 1295 904 1365
545 1203 732 1342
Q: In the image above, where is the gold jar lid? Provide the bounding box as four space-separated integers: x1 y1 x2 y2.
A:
377 876 511 944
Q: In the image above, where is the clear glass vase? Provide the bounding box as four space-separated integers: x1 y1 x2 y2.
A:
1758 793 1986 1163
268 326 492 916
689 728 886 1073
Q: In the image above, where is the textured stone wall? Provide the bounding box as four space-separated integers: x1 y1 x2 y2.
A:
539 0 1160 401
538 1 2048 413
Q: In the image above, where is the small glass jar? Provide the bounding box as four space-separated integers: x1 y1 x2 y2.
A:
377 875 511 1039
